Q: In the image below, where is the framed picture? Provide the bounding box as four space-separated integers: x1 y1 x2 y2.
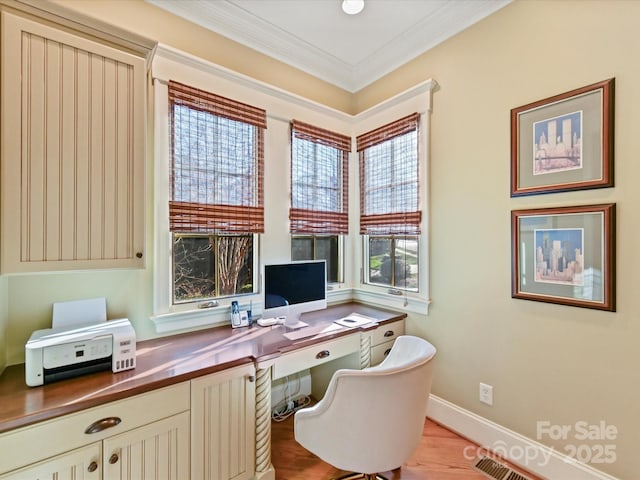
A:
510 78 614 196
511 204 615 311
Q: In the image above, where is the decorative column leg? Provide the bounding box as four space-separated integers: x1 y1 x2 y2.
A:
255 366 275 480
360 334 372 369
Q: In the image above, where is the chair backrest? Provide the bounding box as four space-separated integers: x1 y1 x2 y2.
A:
294 335 437 474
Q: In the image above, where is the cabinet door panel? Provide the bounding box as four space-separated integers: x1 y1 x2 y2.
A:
103 411 189 480
0 443 101 480
191 364 256 480
1 11 145 273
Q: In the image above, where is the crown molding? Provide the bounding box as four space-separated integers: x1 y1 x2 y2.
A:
351 0 510 91
147 0 509 93
147 0 355 91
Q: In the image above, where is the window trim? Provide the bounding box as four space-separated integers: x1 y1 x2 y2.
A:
355 109 430 303
152 79 262 331
151 46 437 331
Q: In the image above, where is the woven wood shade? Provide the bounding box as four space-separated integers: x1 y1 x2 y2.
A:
357 113 421 235
290 120 350 235
168 81 265 233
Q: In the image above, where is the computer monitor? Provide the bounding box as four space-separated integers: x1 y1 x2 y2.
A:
263 260 327 322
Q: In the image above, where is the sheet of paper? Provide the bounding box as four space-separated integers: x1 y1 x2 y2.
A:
334 312 375 328
52 297 107 328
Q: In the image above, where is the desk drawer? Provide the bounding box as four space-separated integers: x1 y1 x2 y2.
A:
371 340 395 366
370 319 405 347
272 335 360 380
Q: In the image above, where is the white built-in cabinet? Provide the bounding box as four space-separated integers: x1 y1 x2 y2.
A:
0 10 146 273
0 365 258 480
191 363 257 480
0 383 191 479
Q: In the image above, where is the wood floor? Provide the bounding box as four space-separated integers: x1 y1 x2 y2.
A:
271 415 543 480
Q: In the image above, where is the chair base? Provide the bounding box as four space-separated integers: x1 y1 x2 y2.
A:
333 473 388 480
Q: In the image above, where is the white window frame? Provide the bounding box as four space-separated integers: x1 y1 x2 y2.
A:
151 78 262 333
352 101 433 314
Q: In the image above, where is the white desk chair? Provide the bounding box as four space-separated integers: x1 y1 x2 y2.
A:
294 335 437 480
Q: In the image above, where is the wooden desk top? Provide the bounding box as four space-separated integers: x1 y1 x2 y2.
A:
0 302 404 433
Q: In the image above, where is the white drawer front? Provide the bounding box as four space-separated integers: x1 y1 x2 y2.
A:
272 335 360 380
0 382 190 474
371 340 395 366
370 320 405 347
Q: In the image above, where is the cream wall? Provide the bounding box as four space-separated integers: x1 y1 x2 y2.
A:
1 0 638 477
380 1 637 478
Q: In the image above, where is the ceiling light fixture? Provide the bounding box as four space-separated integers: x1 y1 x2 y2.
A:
342 0 364 15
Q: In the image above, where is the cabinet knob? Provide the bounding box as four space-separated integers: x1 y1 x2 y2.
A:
384 348 392 357
316 350 330 359
383 330 395 337
85 417 122 434
248 375 255 382
87 461 98 472
136 252 143 258
109 453 119 465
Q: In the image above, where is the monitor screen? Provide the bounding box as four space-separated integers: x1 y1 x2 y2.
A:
263 260 327 321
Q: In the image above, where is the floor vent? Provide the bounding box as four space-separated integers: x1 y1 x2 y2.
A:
473 456 531 480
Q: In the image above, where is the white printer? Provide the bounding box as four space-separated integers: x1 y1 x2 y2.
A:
25 318 136 387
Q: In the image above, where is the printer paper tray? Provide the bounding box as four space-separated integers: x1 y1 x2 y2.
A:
44 356 111 384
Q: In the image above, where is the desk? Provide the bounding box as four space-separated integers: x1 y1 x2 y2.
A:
253 304 405 480
0 303 405 480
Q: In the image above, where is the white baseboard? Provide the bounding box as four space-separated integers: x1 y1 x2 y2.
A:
426 395 619 480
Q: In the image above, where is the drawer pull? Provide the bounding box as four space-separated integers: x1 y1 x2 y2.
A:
87 461 98 472
109 453 119 465
384 348 392 357
383 330 395 337
316 350 330 359
85 417 122 434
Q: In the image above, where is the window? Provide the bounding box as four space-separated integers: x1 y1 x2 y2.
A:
168 81 266 303
358 113 421 291
292 235 341 283
290 120 350 283
173 234 255 303
366 236 418 291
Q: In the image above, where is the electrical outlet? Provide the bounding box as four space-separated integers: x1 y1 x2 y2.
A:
479 382 493 406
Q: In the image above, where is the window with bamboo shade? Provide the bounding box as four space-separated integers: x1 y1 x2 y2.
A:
290 120 350 283
357 113 421 291
168 81 265 302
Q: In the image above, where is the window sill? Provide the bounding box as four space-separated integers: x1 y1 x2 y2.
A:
151 307 230 334
151 297 261 334
351 287 431 315
151 286 428 335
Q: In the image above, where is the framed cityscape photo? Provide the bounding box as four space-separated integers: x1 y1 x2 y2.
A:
511 204 615 311
510 78 614 196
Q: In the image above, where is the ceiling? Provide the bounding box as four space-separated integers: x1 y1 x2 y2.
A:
147 0 511 92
